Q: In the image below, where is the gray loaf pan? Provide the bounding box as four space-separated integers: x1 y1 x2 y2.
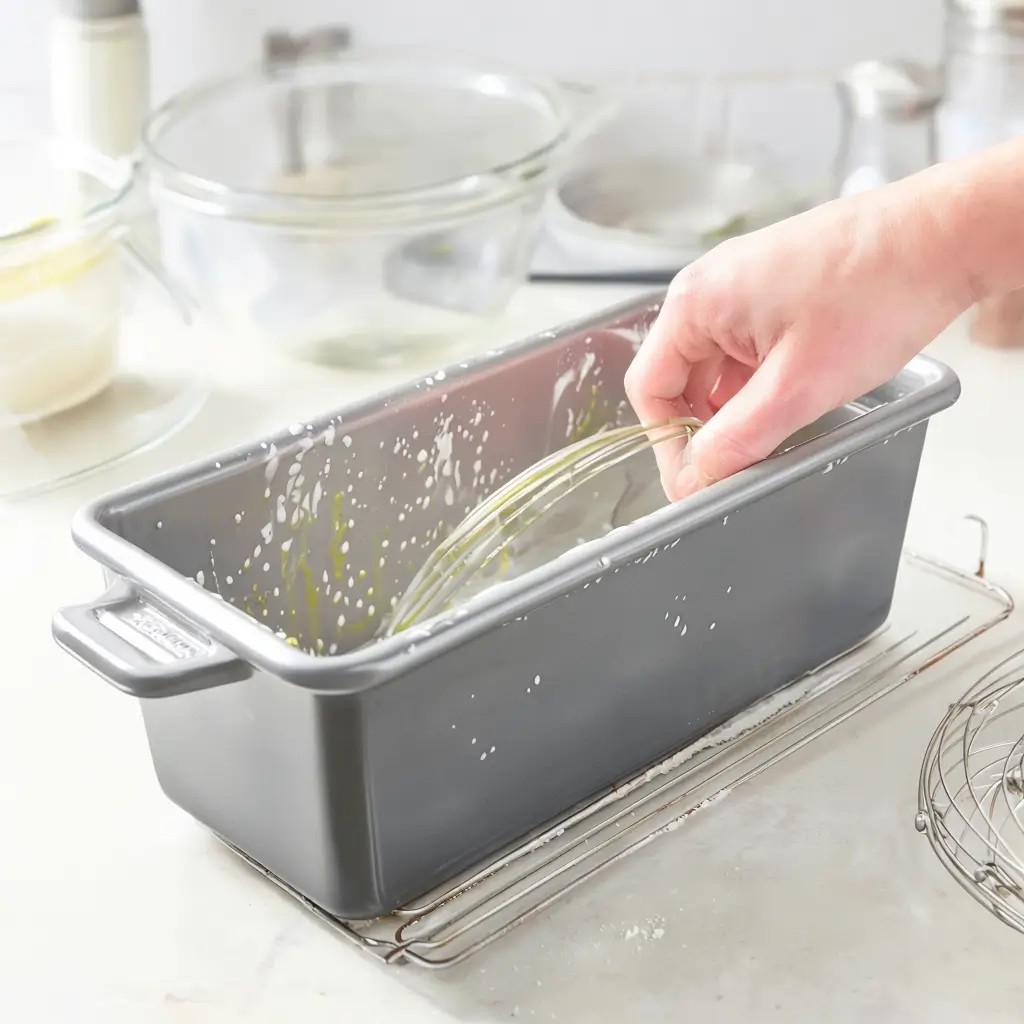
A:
52 292 959 920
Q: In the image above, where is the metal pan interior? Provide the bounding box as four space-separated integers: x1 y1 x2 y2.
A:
94 304 880 657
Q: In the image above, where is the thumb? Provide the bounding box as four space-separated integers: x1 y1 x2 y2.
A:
668 351 835 499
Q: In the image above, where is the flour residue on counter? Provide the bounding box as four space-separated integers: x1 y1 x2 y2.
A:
623 916 666 944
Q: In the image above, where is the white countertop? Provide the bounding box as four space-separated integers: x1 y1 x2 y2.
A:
3 284 1024 1024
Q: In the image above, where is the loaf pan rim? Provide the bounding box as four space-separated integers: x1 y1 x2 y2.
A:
64 299 961 694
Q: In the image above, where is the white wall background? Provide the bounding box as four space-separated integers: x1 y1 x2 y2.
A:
3 0 944 103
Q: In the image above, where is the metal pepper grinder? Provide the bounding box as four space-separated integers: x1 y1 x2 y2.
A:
834 59 944 197
263 24 352 177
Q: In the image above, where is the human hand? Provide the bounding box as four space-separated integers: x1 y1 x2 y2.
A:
624 185 974 500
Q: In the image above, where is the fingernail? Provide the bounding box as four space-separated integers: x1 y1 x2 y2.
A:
670 439 714 499
671 466 703 499
660 437 692 499
675 465 717 497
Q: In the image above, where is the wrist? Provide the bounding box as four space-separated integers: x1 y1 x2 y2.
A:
915 136 1024 307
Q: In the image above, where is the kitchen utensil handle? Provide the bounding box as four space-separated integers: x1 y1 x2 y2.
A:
53 580 251 698
557 79 618 146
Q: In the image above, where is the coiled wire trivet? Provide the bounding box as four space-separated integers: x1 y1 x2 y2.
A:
917 520 1024 932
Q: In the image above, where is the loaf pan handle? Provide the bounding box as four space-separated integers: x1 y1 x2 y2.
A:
52 581 252 699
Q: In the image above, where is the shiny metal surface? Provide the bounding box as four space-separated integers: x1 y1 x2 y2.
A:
54 293 961 920
385 417 702 634
262 25 353 177
217 532 1013 967
917 545 1024 933
57 0 140 18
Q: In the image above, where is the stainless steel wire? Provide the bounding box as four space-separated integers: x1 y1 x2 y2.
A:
917 613 1024 934
384 417 702 634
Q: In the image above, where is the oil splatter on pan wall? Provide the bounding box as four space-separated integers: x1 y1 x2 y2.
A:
53 291 961 920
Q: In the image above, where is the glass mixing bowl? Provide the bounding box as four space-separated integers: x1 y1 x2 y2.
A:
142 50 608 370
0 136 205 498
534 75 836 276
0 140 129 428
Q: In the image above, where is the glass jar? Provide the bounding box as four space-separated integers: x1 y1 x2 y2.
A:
939 0 1024 159
834 60 942 197
938 0 1024 348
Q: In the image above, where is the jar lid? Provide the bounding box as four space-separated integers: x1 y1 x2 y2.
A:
57 0 140 17
949 0 1024 28
836 60 944 120
950 0 1024 9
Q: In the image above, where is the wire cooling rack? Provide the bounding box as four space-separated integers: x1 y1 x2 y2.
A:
917 585 1024 934
221 518 1013 967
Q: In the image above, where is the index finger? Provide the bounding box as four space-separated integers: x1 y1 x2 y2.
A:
625 287 724 411
624 289 721 490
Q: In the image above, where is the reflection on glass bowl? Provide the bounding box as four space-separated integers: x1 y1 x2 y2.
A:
0 139 205 498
